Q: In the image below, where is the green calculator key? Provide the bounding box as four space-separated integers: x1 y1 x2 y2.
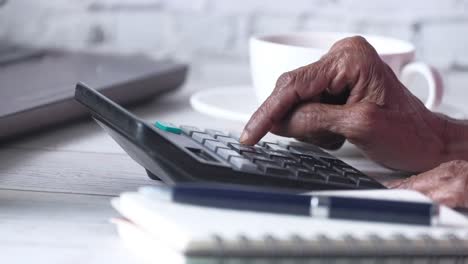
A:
155 121 182 134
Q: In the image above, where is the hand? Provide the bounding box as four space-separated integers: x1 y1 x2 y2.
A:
240 36 447 172
385 160 468 208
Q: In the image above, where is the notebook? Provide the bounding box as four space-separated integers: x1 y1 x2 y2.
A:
111 188 468 263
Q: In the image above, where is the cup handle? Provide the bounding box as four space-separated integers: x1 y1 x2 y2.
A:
400 62 444 110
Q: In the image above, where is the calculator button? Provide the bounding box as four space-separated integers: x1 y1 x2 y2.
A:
316 168 344 179
205 129 227 137
327 159 347 166
357 179 383 188
229 132 241 141
255 160 291 177
318 157 335 167
314 164 329 170
180 125 202 136
229 157 257 173
285 163 309 172
204 140 228 152
316 169 354 185
262 149 290 158
242 152 271 162
283 141 327 153
285 145 324 156
155 121 182 134
216 148 240 160
271 156 298 167
358 176 381 188
229 143 262 154
192 132 215 144
297 171 326 182
334 166 362 175
286 164 317 179
327 175 354 185
264 143 289 152
255 141 267 148
216 136 239 145
356 175 373 182
301 156 326 170
345 173 360 184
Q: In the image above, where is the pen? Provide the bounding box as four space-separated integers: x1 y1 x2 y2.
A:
141 184 439 226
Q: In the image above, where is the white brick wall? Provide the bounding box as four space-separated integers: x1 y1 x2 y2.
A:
1 0 468 101
421 21 468 68
209 0 330 15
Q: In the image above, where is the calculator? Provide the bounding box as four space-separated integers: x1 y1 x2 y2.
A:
75 82 385 191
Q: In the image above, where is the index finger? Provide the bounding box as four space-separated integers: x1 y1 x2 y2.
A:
240 61 331 145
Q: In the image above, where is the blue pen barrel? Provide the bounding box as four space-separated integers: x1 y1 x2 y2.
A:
172 185 311 216
316 196 436 226
169 184 437 226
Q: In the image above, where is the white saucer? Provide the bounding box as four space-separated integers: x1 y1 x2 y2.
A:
190 86 467 122
190 86 259 122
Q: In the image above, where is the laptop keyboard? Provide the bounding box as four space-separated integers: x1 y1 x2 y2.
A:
179 125 382 189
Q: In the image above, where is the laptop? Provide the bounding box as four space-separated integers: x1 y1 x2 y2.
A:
0 42 188 142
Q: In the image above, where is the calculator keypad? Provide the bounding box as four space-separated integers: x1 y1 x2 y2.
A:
192 132 215 144
170 125 382 189
204 140 227 152
216 148 240 160
228 156 257 173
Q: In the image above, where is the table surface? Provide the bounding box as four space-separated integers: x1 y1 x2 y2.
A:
0 64 417 264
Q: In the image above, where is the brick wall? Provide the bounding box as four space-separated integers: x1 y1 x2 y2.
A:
1 0 467 105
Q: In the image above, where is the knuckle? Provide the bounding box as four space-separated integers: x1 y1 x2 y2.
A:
328 36 382 82
332 35 371 51
302 106 321 132
345 103 380 140
299 61 323 84
349 35 369 46
353 103 379 126
275 71 295 89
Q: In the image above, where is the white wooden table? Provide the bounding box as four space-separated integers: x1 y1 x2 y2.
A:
0 64 407 263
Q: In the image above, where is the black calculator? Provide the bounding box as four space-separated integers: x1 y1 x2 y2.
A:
75 83 385 191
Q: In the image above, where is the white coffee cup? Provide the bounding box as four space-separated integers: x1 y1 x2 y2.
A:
249 32 444 110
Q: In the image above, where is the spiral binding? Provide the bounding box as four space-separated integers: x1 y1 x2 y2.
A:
186 233 468 262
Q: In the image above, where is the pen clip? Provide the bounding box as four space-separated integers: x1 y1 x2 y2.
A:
310 196 330 218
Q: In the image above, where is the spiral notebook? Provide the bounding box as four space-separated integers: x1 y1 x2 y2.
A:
112 188 468 263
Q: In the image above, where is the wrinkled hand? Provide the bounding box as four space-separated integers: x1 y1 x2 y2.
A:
385 160 468 208
240 36 447 172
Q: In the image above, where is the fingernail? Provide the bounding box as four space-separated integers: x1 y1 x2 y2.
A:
239 131 249 144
